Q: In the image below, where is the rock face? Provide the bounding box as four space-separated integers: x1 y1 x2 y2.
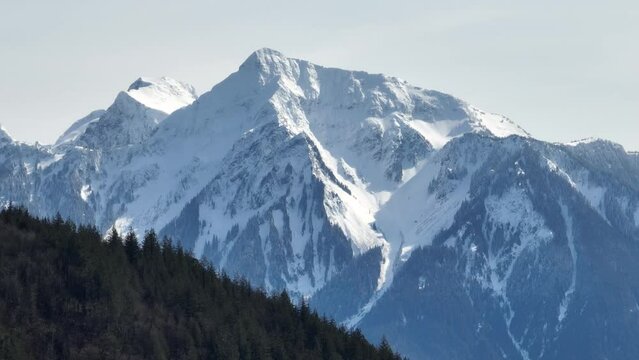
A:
358 136 639 359
2 49 638 359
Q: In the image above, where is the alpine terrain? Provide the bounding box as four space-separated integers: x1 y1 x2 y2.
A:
1 49 638 359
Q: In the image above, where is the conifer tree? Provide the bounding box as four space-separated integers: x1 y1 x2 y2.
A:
124 231 139 261
0 207 404 360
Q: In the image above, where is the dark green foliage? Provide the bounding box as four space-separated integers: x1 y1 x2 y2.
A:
0 206 402 360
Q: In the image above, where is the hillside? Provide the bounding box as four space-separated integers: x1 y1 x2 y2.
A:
0 206 401 360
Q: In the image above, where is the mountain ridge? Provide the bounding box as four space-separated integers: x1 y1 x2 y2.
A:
0 48 637 359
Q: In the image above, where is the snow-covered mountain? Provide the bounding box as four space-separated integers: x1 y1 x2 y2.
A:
353 135 639 359
57 77 197 150
1 49 638 359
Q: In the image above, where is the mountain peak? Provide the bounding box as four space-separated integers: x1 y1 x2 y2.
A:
59 77 197 150
127 77 154 91
122 76 197 115
0 124 13 144
238 48 301 82
253 47 286 58
242 48 288 66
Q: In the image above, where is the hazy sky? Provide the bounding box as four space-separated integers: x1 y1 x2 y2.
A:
1 0 637 150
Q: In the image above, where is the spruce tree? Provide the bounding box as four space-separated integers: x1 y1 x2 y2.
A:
124 231 139 261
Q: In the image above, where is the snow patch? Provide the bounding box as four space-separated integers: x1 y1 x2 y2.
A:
272 209 284 235
481 188 553 360
408 119 465 149
399 245 413 262
558 204 577 325
418 276 427 290
55 110 105 147
466 105 529 138
37 153 65 170
113 217 133 236
565 137 605 147
80 185 92 202
126 77 197 115
545 157 607 220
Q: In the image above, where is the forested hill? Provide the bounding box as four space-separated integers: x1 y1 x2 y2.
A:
0 207 402 360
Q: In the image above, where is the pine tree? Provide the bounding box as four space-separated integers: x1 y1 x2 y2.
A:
142 229 160 256
379 336 397 360
0 207 403 360
106 227 122 246
124 231 139 261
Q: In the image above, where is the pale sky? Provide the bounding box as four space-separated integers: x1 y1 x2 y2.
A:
1 0 637 150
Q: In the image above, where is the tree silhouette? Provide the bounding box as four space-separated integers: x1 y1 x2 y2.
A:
0 206 404 360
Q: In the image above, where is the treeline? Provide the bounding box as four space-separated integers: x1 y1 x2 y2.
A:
0 207 402 360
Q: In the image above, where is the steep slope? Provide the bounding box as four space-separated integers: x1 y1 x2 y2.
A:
161 122 384 297
0 125 13 144
0 77 198 227
0 129 52 210
3 48 526 300
72 77 197 150
54 110 106 147
355 135 639 359
126 48 528 296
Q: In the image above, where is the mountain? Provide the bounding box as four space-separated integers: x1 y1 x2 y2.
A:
356 135 639 359
56 77 197 150
0 76 198 227
0 125 13 144
128 48 527 297
54 110 106 147
1 49 638 359
0 206 401 360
